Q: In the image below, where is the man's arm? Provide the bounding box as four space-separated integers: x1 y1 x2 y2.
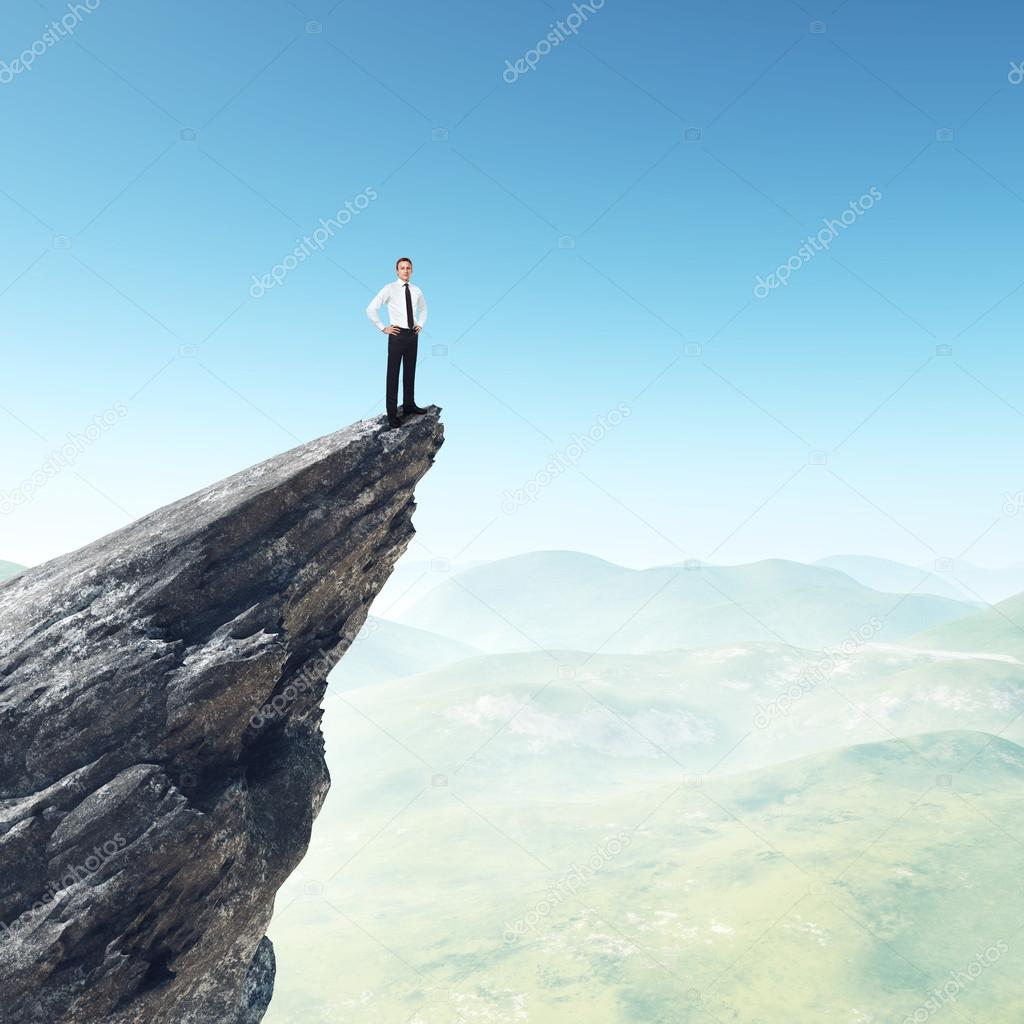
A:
416 289 428 330
365 285 390 331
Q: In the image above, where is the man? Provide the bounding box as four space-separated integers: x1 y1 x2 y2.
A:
365 257 429 429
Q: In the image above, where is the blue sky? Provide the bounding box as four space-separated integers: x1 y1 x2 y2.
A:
2 0 1023 574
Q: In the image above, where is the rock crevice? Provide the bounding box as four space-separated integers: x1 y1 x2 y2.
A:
0 408 444 1023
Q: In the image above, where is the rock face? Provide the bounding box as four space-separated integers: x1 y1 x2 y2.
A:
0 408 444 1023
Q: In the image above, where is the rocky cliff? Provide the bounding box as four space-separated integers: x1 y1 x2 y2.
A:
0 408 444 1023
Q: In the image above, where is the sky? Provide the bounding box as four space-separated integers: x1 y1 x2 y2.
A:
2 0 1023 575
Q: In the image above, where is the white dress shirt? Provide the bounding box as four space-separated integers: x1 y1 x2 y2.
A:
366 279 428 332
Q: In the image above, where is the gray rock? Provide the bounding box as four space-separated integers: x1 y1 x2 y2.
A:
0 408 444 1023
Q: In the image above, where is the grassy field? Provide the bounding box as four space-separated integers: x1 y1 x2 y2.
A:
263 558 1024 1021
267 690 1024 1022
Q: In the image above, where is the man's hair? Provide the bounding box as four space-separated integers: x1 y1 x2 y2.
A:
396 257 413 270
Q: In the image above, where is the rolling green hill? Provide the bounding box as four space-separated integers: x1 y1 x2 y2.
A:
267 554 1024 1022
266 730 1024 1022
315 639 1024 806
909 591 1024 661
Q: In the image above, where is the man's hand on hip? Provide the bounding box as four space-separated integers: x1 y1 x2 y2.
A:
383 325 401 335
414 325 422 333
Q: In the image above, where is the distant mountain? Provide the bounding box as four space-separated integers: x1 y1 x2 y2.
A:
325 615 479 692
393 550 979 655
818 554 1024 605
815 554 976 603
0 561 25 584
909 590 1024 660
367 557 488 617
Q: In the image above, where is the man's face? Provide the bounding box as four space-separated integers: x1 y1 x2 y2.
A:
397 261 412 281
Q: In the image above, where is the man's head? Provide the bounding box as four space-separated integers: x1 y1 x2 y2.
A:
396 258 413 282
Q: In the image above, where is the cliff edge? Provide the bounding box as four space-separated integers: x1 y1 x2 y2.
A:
0 407 445 1023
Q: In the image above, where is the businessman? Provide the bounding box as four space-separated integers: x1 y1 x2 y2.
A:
365 257 429 429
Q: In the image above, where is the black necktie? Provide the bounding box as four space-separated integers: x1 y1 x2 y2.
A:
404 283 414 329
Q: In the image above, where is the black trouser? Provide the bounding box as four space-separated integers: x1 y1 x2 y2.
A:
386 327 418 417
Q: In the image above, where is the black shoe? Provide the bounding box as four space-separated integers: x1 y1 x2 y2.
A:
386 414 403 429
403 403 429 415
